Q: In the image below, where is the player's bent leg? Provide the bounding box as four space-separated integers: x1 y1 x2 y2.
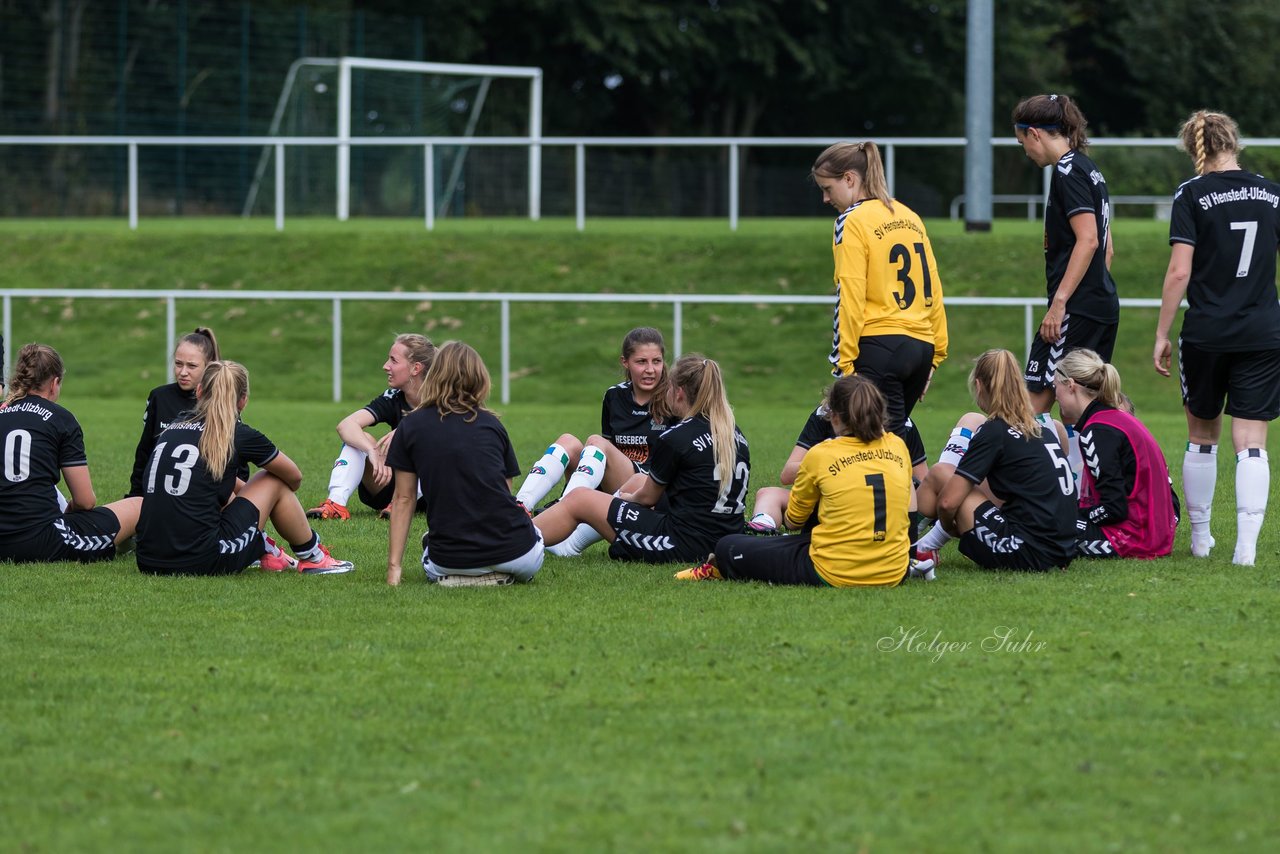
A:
104 496 143 544
713 532 823 586
533 487 615 546
592 437 638 494
748 486 789 532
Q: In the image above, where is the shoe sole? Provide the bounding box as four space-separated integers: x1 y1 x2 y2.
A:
438 572 514 587
299 563 355 575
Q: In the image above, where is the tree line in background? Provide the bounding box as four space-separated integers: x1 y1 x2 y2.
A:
3 0 1279 215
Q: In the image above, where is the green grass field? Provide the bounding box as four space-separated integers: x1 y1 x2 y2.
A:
2 219 1278 852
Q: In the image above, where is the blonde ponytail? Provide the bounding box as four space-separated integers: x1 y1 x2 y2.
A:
185 361 248 480
671 354 738 499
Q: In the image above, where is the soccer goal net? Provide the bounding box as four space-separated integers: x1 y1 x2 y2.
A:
244 57 543 220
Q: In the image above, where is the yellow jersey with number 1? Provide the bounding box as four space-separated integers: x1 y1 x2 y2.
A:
829 198 948 377
785 432 912 587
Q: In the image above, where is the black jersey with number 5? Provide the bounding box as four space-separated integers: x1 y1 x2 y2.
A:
954 416 1077 561
646 414 751 547
1169 170 1280 351
1044 150 1119 323
135 421 279 569
0 395 87 539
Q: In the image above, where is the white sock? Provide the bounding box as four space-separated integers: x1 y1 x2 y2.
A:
749 511 778 530
326 444 367 505
55 487 69 512
515 443 572 508
547 522 603 557
292 531 322 561
1234 449 1269 566
262 534 285 558
1183 443 1218 556
937 426 974 468
1066 423 1084 482
563 445 607 495
916 522 951 553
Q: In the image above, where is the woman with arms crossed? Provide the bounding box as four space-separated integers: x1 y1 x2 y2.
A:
1154 110 1280 566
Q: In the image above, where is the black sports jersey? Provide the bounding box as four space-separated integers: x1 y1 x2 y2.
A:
601 381 672 466
955 416 1077 561
135 421 279 569
1073 400 1135 526
0 395 86 539
128 382 196 497
1044 149 1119 323
646 414 751 547
795 404 835 450
386 405 537 569
363 388 413 429
1170 170 1280 351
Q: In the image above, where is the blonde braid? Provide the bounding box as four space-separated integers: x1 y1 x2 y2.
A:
1193 112 1208 176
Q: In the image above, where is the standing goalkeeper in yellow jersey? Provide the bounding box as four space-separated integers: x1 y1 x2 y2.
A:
810 141 949 443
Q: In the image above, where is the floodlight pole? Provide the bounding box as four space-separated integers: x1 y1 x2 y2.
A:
963 0 994 232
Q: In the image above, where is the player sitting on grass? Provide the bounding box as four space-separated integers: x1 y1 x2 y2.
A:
385 341 543 587
677 375 913 586
911 349 1077 577
135 361 353 576
307 334 435 521
534 354 750 565
0 343 142 565
1054 349 1178 559
515 327 674 556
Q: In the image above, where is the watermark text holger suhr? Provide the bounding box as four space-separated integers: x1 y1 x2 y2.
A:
877 626 1048 663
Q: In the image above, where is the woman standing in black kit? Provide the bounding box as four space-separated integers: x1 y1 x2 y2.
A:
1154 110 1280 566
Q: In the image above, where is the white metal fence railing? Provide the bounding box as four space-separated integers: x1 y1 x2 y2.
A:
8 134 1280 232
1 289 1172 404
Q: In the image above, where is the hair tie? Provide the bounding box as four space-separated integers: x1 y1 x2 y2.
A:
1048 93 1059 101
702 359 708 367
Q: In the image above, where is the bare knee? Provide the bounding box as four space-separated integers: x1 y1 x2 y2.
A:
556 434 584 459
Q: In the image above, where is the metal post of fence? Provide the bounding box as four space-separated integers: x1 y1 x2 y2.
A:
885 143 895 198
1027 199 1035 221
128 141 138 230
337 60 352 222
673 301 683 358
528 73 543 221
1025 304 1034 359
500 299 511 404
165 296 176 376
274 143 285 232
575 143 585 232
332 298 343 402
424 143 435 231
728 143 739 232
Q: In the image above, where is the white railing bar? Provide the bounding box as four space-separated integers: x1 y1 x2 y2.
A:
332 298 343 403
500 299 511 405
127 141 138 231
574 143 586 232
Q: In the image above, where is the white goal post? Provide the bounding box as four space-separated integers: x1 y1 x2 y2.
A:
333 57 543 222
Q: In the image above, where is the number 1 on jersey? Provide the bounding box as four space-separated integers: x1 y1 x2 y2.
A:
864 473 887 541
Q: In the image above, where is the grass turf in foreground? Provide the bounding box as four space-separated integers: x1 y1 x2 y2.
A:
2 398 1278 851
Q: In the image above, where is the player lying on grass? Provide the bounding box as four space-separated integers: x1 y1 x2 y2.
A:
677 375 914 586
911 349 1077 575
1054 349 1178 559
515 326 675 556
0 343 142 565
307 334 435 521
533 354 750 565
135 361 353 576
386 341 543 587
